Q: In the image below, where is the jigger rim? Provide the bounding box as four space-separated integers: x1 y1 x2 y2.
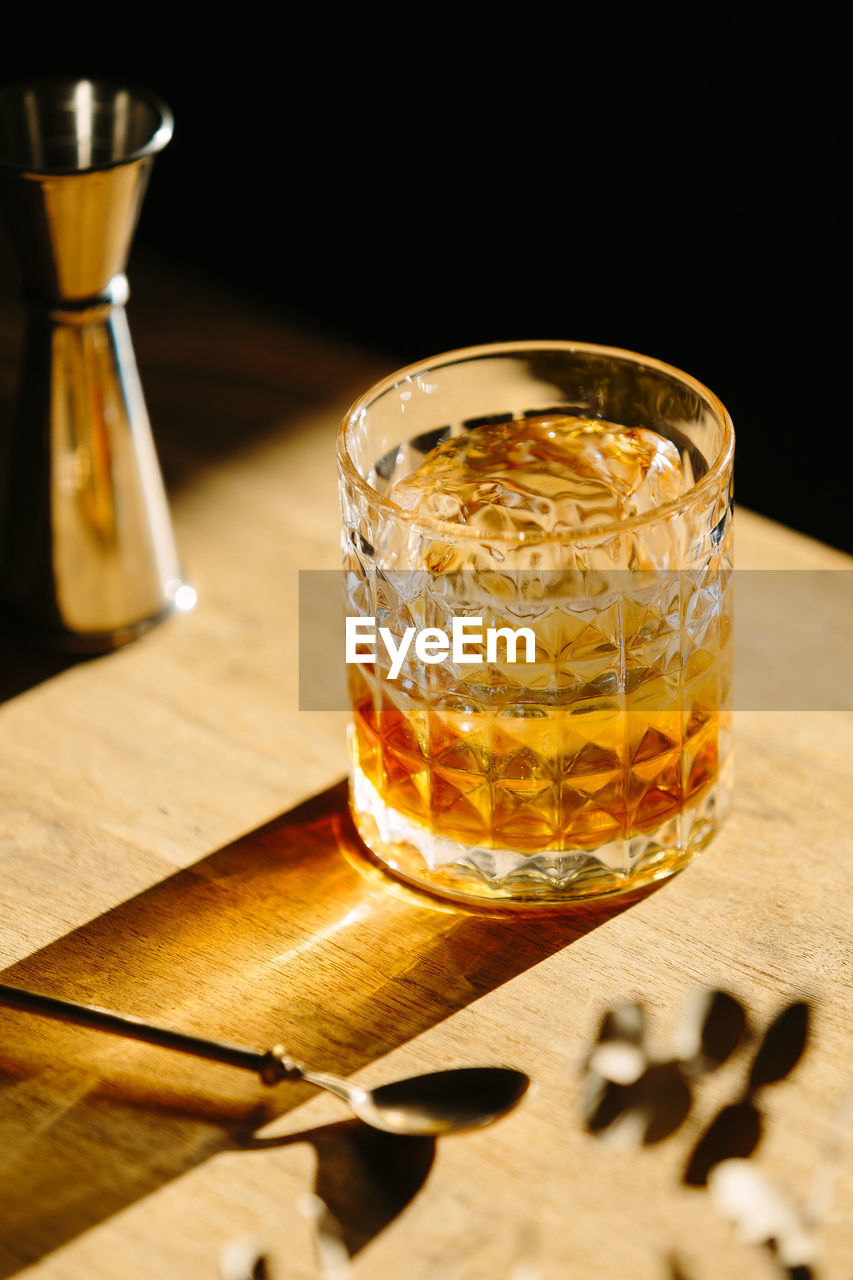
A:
0 77 173 175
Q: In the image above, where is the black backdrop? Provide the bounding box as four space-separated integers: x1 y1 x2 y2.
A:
4 6 848 551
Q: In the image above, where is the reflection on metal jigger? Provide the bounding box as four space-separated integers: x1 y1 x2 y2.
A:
0 78 193 652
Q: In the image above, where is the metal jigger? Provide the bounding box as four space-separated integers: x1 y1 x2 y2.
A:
0 78 190 651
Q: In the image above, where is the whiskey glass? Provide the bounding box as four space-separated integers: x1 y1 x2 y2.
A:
337 341 734 905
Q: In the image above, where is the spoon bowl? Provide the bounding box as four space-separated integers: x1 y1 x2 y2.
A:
304 1065 531 1136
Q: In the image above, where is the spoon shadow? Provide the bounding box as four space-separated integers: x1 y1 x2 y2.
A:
240 1119 436 1257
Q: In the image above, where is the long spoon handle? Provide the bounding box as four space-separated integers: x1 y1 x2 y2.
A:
0 981 299 1083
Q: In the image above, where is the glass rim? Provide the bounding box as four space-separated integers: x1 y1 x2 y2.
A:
337 339 735 546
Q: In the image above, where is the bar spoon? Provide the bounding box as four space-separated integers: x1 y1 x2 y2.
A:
0 982 529 1136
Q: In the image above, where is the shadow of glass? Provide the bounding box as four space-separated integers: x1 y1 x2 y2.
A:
0 779 655 1275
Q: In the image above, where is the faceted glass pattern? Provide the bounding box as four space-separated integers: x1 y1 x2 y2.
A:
338 343 734 904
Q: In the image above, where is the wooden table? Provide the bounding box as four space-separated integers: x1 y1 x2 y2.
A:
0 257 851 1280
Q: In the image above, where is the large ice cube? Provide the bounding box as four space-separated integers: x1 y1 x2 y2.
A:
390 414 683 535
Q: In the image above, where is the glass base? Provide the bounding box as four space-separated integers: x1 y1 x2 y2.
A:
349 763 731 906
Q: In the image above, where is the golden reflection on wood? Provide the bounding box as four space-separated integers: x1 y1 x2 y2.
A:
0 782 635 1273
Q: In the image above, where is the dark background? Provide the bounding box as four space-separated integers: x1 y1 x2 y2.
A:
4 6 848 551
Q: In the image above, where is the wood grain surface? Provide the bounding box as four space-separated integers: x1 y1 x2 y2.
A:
0 252 851 1280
